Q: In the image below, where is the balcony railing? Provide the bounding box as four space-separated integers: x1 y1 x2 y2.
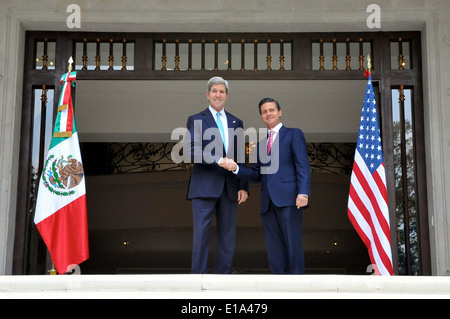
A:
30 32 415 81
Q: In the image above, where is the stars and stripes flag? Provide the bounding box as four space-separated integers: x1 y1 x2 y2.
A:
34 66 89 274
347 74 394 276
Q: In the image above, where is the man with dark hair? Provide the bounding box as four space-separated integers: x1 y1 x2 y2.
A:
221 98 310 274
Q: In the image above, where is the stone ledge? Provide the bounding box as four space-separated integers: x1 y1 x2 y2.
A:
0 275 449 298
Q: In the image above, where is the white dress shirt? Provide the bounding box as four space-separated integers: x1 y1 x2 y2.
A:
267 122 283 149
209 106 229 165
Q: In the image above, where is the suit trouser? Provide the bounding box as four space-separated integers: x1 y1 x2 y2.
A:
191 190 237 274
262 202 305 274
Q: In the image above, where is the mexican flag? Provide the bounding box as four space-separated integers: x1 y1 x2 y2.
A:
34 69 89 274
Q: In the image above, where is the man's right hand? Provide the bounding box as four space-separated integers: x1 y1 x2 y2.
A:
219 157 237 171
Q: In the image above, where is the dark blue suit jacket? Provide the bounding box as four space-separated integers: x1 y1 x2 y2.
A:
185 108 249 201
237 126 311 213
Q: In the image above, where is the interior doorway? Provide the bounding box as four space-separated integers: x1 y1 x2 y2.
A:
76 79 370 274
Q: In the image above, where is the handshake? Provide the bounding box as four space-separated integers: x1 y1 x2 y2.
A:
219 157 238 172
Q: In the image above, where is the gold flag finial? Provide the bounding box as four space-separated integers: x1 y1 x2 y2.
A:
68 56 74 73
367 54 372 74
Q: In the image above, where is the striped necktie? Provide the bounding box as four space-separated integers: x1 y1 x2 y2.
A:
267 130 274 155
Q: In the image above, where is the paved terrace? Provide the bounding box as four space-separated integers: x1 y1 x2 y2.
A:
0 275 449 299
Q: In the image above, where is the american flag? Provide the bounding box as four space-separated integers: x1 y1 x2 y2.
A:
347 75 394 276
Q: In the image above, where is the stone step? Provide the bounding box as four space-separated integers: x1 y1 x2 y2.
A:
0 274 449 299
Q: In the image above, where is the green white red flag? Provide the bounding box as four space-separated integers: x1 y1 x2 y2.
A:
34 69 89 274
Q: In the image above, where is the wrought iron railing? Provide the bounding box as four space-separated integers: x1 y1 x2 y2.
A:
100 142 355 175
154 37 291 71
30 33 414 83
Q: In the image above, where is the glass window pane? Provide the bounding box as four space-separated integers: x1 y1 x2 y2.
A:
35 42 44 69
392 87 419 275
47 42 56 70
231 43 241 70
191 43 202 70
154 43 163 70
283 42 292 70
204 43 215 71
336 42 346 70
349 42 360 70
270 41 280 70
391 41 411 69
245 43 255 70
257 43 266 70
32 87 54 170
112 42 123 70
99 42 109 70
217 43 228 70
126 42 135 71
35 40 56 70
75 42 84 70
173 43 186 71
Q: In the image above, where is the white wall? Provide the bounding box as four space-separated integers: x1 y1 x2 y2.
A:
75 80 366 143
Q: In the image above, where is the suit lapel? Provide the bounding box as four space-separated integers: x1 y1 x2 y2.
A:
202 108 226 153
201 108 216 129
225 111 239 157
225 111 236 129
276 125 286 145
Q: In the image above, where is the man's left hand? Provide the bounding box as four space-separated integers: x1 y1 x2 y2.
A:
296 194 308 209
238 190 249 204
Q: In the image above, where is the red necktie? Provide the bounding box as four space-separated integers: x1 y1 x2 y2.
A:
267 130 274 155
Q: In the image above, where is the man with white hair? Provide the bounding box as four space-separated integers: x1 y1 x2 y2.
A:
184 76 249 274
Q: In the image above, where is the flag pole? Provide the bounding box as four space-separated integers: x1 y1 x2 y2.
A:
47 56 73 276
347 53 394 275
68 56 73 73
367 54 372 74
49 264 57 275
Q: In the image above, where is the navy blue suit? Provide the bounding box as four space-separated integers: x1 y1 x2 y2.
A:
237 125 311 274
185 108 248 274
